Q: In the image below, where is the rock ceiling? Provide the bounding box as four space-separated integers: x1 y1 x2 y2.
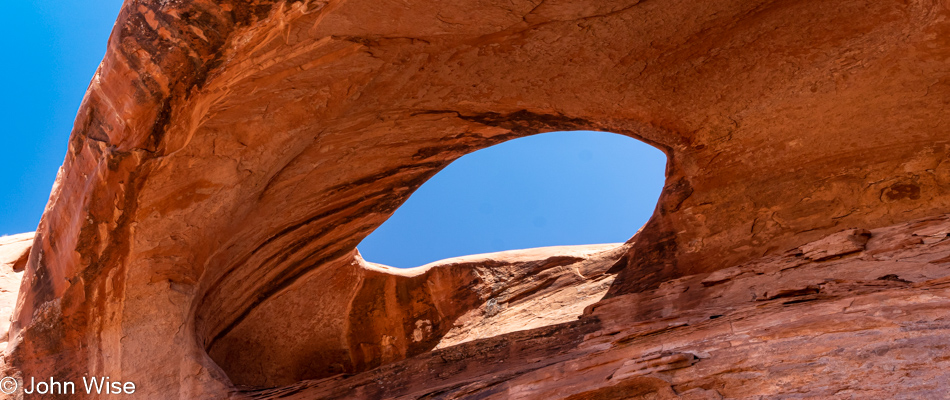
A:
3 0 949 398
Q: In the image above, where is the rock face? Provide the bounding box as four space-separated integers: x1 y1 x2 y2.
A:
0 233 31 352
212 244 622 387
3 0 950 398
238 214 950 399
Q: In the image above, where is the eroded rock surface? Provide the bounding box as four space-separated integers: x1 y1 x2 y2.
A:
3 0 950 398
240 214 950 400
214 243 622 387
0 233 31 351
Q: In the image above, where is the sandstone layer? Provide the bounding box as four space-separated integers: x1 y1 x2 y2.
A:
239 213 950 399
0 233 31 352
213 243 622 387
3 0 950 398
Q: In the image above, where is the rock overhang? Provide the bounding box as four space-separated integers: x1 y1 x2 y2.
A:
3 0 950 397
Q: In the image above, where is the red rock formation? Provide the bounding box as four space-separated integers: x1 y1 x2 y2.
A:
239 214 950 399
3 0 950 398
211 244 622 387
0 233 32 352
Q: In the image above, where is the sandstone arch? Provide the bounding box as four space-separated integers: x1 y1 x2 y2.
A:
204 130 663 387
6 0 950 398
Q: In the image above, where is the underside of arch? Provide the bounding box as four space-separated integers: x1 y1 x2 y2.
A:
5 0 950 398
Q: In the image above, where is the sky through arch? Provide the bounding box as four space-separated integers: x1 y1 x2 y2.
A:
358 131 667 268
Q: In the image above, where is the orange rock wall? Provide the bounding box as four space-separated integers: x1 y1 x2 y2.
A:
4 0 950 398
240 214 950 399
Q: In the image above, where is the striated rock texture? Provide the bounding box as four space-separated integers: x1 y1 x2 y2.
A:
238 213 950 399
213 244 622 387
3 0 950 398
0 233 32 352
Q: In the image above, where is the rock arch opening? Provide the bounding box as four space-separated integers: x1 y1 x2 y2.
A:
204 130 669 388
10 1 950 398
357 130 667 269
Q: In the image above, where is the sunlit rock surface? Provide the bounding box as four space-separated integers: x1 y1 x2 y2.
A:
212 243 622 387
3 0 950 398
0 233 31 352
241 214 950 399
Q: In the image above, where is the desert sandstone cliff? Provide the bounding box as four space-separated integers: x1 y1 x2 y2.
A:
2 0 950 398
0 234 31 353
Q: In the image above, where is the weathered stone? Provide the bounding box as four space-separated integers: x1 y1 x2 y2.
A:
3 0 950 398
0 233 31 351
237 213 950 400
210 243 622 387
800 228 872 261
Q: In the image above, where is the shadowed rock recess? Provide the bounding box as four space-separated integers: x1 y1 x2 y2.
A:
2 0 950 399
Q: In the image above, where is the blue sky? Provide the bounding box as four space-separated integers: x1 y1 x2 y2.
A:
1 2 667 268
0 1 124 236
358 132 666 267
